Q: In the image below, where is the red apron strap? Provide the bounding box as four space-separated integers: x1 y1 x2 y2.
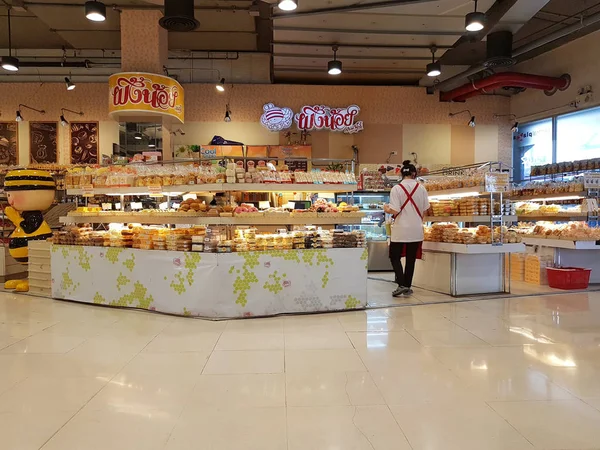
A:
394 183 423 220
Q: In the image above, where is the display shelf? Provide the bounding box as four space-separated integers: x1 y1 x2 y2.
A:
60 214 364 226
522 236 600 250
422 241 525 254
427 186 487 198
510 192 586 202
426 215 517 223
517 215 588 222
66 183 358 196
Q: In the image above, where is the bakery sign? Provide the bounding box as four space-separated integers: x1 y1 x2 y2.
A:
108 72 184 124
260 103 363 134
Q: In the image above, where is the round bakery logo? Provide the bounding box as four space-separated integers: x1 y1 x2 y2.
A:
260 103 294 132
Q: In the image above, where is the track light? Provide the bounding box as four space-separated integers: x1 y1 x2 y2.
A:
224 104 231 122
60 115 68 127
426 45 441 77
16 104 46 122
134 132 143 140
328 45 342 76
2 9 18 72
512 122 519 133
85 1 106 22
449 109 476 127
216 78 225 92
465 0 485 32
278 0 298 11
65 77 76 91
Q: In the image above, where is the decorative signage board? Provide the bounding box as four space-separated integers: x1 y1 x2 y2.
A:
260 103 363 134
108 72 184 124
30 122 58 163
70 122 99 164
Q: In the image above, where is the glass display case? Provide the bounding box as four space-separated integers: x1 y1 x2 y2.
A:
336 191 392 271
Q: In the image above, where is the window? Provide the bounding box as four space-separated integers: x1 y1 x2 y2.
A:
514 118 553 180
557 108 600 163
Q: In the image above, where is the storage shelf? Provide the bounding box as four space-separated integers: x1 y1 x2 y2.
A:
422 241 525 254
426 215 517 223
517 215 588 222
522 236 600 250
510 192 586 201
60 214 364 226
66 183 358 196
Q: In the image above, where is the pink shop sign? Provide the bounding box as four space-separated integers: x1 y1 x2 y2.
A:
260 103 363 134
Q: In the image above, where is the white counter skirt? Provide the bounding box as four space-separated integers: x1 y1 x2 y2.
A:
50 245 368 318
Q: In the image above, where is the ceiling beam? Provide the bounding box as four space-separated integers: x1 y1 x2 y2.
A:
272 41 454 50
274 26 464 36
275 67 424 74
439 0 520 63
273 0 437 18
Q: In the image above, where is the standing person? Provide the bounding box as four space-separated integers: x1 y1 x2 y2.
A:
383 160 430 297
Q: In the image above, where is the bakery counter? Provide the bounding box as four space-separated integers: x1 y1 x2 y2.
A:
413 242 524 296
50 245 368 318
523 237 600 283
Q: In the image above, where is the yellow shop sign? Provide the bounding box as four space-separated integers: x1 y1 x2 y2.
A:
108 72 184 123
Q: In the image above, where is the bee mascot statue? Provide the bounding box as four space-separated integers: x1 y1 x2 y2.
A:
3 169 55 292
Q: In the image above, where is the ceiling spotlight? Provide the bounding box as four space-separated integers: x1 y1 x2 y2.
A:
134 132 142 140
468 116 476 127
15 110 22 122
465 0 485 32
85 0 106 22
216 78 225 92
328 45 342 76
278 0 298 11
65 76 76 91
224 104 231 123
2 9 18 72
426 45 441 77
60 108 83 126
60 115 68 127
493 113 519 133
511 122 519 133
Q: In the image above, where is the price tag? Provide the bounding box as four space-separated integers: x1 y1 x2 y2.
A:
484 173 510 193
148 184 163 197
81 184 94 197
584 173 600 189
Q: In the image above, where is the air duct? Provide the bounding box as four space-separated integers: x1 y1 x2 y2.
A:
159 0 199 32
440 72 571 102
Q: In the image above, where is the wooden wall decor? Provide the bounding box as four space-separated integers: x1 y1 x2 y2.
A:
30 122 58 163
70 122 99 164
0 122 18 165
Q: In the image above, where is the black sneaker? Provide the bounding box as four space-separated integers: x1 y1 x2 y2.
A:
403 288 414 296
392 286 408 297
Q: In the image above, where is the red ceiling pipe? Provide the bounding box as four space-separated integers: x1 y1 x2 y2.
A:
440 72 571 102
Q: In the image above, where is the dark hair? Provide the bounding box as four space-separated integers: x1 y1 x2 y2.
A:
401 160 417 177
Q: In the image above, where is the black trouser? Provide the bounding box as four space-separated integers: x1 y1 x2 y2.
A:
389 241 421 288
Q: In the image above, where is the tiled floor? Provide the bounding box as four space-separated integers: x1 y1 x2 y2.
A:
3 283 600 449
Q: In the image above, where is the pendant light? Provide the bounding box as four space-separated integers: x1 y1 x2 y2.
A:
85 1 106 22
134 132 143 140
216 78 225 92
328 45 342 76
465 0 485 32
2 9 19 72
278 0 298 11
426 45 441 77
65 76 76 91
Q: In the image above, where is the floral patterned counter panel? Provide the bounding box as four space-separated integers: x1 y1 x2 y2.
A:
50 245 368 318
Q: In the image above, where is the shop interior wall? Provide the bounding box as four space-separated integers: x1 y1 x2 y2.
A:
510 30 600 121
0 83 511 168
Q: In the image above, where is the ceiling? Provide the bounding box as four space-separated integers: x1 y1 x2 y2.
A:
0 0 598 88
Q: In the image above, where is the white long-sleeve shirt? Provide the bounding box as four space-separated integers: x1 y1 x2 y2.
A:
389 179 430 243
